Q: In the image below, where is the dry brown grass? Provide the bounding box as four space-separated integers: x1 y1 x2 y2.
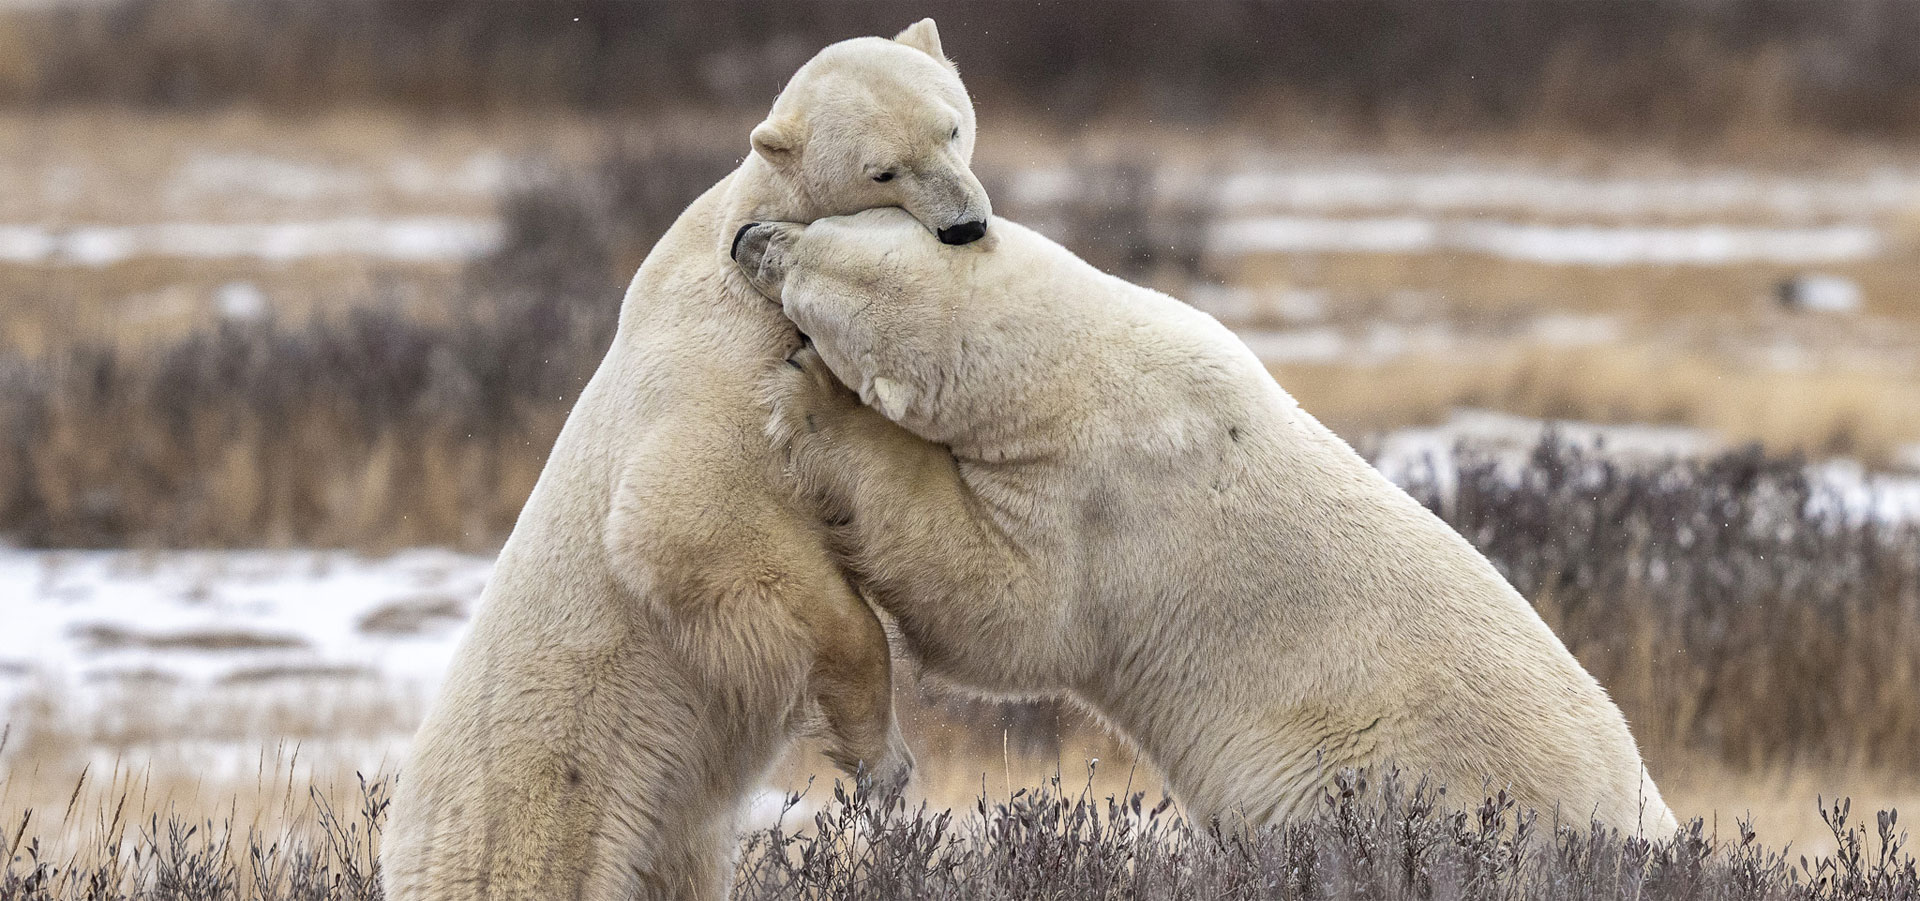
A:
72 624 308 653
1276 345 1920 465
0 260 458 358
1229 246 1920 325
8 756 1916 900
6 699 1908 870
0 108 754 356
6 381 562 549
350 596 467 637
0 704 1895 865
2 104 1914 475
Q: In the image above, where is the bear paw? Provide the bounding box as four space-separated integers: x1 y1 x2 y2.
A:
763 343 862 455
842 738 916 803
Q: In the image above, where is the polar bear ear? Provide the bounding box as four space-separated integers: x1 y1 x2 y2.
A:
750 117 801 164
892 18 953 69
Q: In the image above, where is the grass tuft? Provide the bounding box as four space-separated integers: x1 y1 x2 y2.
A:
6 771 1914 899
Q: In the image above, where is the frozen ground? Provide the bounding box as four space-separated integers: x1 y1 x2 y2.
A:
1223 314 1623 366
0 548 487 779
1209 216 1881 266
1014 159 1920 220
0 217 504 266
1012 157 1920 265
1370 409 1920 525
3 149 1911 268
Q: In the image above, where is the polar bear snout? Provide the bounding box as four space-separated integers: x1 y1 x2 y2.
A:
731 221 803 301
729 222 759 263
937 218 988 245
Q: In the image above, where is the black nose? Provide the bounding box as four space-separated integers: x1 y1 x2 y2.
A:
730 222 760 261
937 219 988 245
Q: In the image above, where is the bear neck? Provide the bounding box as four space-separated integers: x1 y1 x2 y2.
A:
719 155 819 246
609 156 818 339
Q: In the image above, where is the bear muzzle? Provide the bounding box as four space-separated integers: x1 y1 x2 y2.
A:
730 221 802 301
730 222 759 262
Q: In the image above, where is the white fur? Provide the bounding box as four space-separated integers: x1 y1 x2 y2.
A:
382 23 986 901
743 209 1679 836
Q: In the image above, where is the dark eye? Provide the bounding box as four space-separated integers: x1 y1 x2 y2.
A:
950 127 960 139
872 171 895 183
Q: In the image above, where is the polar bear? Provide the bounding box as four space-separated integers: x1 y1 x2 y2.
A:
381 22 989 901
733 209 1678 836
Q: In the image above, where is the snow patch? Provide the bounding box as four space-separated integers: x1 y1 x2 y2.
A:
1215 164 1920 220
0 217 504 266
1015 162 1920 221
1232 315 1623 365
172 153 369 204
216 281 269 320
0 548 490 717
1369 409 1920 526
1370 409 1725 489
1212 216 1882 266
1775 273 1865 313
1897 444 1920 475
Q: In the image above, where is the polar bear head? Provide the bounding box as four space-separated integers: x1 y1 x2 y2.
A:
734 208 1059 446
747 19 991 245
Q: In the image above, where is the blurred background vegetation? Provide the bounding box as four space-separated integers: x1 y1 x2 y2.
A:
2 0 1920 855
2 0 1918 137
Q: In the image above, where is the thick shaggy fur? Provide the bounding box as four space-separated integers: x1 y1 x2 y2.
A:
382 23 989 901
736 210 1678 836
